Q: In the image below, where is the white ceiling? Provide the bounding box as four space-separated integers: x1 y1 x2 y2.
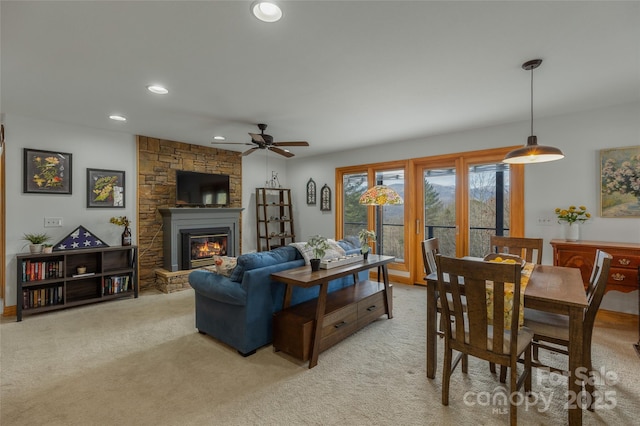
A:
2 1 639 158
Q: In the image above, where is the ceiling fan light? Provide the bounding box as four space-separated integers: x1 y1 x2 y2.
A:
503 136 565 164
251 1 282 23
147 85 168 95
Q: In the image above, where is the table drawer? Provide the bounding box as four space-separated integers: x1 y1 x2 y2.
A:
320 305 358 351
357 290 386 325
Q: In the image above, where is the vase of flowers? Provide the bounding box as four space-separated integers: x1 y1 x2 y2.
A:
110 216 132 246
555 205 591 241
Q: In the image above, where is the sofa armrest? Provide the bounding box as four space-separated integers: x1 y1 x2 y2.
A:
188 270 247 306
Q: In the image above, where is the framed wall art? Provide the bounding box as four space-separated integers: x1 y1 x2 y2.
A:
320 184 331 211
87 168 125 208
23 148 72 194
306 178 316 205
600 145 640 218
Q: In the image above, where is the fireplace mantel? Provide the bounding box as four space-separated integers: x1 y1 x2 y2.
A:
159 207 244 272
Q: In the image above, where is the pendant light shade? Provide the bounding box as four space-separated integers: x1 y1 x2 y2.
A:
503 59 564 164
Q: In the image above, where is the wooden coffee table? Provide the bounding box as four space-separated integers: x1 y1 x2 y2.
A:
271 254 394 368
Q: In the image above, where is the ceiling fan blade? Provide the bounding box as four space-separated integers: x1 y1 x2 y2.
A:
249 133 265 144
272 141 309 147
211 142 254 146
268 146 294 158
242 147 261 156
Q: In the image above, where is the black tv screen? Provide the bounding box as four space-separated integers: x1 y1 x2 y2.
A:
176 171 230 207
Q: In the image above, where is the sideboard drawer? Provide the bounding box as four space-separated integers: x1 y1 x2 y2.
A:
611 254 640 269
608 267 639 289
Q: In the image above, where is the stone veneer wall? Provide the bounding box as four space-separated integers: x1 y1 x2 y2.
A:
136 136 242 290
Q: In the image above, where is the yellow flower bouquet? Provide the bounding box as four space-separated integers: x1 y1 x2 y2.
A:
555 205 591 224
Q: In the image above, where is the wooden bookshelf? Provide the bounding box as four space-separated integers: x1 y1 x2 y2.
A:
16 246 138 321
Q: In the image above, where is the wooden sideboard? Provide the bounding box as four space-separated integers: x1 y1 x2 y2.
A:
550 239 640 293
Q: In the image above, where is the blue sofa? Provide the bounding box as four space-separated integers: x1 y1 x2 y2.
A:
188 240 366 356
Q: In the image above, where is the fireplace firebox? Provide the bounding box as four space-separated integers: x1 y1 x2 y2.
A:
180 227 231 270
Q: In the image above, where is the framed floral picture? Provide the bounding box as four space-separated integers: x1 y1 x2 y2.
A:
600 145 640 218
23 148 72 194
87 168 125 208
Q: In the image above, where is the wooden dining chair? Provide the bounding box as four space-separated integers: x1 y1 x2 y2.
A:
523 249 612 411
435 255 532 426
423 238 469 370
490 236 543 265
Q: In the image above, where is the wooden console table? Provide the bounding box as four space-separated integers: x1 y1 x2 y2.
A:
271 254 394 368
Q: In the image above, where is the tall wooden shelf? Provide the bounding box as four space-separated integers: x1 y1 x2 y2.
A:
256 188 295 251
16 245 138 321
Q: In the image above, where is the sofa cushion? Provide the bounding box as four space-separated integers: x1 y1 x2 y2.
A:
230 246 300 283
290 239 346 265
338 236 360 251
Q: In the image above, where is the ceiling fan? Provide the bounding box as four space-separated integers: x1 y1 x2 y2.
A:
211 123 309 158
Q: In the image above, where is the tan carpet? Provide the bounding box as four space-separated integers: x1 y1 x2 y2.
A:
1 284 638 425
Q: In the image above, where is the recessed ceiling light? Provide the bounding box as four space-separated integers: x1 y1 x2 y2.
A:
251 1 282 23
109 115 127 122
213 136 226 141
147 85 168 95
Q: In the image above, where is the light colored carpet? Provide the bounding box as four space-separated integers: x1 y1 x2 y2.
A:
1 284 638 425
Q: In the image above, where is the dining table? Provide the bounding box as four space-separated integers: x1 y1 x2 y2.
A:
425 262 587 426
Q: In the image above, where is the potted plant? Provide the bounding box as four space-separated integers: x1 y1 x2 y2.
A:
305 235 331 271
358 229 376 259
22 232 51 254
42 243 54 253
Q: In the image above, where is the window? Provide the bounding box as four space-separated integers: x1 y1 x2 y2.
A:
337 147 523 286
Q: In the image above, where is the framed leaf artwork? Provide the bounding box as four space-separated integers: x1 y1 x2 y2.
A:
23 148 72 194
87 168 125 208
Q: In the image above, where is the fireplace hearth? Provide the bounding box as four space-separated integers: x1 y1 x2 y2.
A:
181 228 230 269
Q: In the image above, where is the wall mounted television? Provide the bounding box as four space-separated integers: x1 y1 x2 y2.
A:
176 171 230 207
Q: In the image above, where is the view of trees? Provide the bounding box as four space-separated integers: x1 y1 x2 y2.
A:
423 165 510 257
343 163 510 265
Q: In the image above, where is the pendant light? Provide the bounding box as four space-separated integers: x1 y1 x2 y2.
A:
503 59 564 164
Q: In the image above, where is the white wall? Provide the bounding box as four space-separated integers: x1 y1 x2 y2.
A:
286 102 640 314
3 114 137 309
240 152 287 253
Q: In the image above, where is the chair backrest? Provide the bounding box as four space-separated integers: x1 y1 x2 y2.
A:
421 238 440 277
435 254 522 358
583 250 612 333
490 235 543 264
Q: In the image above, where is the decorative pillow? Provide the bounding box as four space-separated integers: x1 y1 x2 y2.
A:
214 256 237 277
290 240 346 265
230 246 300 283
